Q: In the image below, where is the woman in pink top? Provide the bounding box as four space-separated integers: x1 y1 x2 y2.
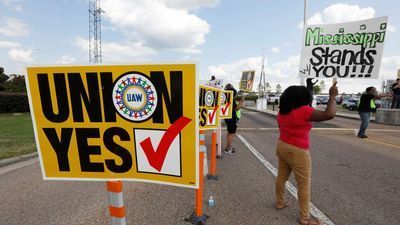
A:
276 84 338 225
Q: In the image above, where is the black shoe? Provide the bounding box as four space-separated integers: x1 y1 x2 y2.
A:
224 147 234 154
358 135 368 139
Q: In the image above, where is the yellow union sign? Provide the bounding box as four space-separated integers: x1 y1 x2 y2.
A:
199 85 221 130
220 90 233 119
26 63 199 188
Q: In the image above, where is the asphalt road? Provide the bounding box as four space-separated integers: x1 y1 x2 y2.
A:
0 109 399 225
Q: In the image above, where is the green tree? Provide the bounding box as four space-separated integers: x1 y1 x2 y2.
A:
2 74 27 92
265 82 271 93
313 85 321 94
319 80 326 93
0 67 10 91
276 84 282 94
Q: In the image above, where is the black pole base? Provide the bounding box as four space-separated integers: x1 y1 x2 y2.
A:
183 212 209 225
206 175 219 180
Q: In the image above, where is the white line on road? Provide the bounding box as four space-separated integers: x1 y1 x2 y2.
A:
237 134 335 225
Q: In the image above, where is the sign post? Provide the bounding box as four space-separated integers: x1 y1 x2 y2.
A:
107 181 126 225
185 130 209 224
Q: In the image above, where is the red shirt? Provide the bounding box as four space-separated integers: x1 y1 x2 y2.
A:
277 106 314 150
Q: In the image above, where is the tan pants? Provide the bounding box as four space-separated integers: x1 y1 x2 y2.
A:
275 140 311 220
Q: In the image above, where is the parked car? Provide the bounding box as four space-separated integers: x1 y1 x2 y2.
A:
342 98 359 109
267 94 279 104
347 100 381 111
336 95 343 104
347 102 358 111
315 96 329 105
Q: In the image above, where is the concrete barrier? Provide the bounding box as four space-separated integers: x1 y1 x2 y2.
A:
375 109 400 125
244 100 256 107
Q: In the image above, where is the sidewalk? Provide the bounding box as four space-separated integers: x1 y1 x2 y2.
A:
244 106 375 121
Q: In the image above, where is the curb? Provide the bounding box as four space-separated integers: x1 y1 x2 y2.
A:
0 152 38 168
244 107 376 121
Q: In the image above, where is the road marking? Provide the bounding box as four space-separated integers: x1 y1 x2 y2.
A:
237 134 335 225
365 138 400 149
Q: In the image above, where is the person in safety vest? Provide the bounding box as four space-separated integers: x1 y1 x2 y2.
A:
357 86 391 138
223 83 244 154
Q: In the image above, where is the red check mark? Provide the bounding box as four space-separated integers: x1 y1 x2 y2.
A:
221 102 231 115
208 105 219 124
139 116 191 172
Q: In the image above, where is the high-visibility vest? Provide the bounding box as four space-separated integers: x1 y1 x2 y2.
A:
358 99 376 109
235 100 242 119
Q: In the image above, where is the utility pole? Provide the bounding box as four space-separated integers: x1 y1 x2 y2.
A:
89 0 104 63
258 48 266 99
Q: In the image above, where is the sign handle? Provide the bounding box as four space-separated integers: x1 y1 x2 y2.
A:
106 181 126 225
207 130 219 180
184 130 209 224
216 120 222 159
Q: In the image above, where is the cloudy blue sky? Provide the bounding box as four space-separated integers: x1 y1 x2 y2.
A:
1 0 399 93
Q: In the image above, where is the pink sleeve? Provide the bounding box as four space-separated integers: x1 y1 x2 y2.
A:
300 106 314 121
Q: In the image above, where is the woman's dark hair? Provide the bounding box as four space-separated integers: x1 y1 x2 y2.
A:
279 85 312 115
366 86 374 92
225 83 237 97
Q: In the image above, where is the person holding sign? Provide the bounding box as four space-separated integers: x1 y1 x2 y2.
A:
357 86 391 138
223 83 244 154
275 82 338 225
390 78 400 109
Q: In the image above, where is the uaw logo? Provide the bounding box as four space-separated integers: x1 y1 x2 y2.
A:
205 90 214 106
112 72 158 122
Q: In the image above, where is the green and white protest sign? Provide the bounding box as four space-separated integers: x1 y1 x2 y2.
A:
299 16 388 79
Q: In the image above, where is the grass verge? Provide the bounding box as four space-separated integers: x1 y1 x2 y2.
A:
0 113 36 160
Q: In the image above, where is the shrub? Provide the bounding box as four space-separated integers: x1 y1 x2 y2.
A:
0 92 30 113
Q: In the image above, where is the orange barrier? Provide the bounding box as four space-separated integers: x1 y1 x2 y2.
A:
207 130 219 180
106 181 126 225
210 130 217 175
184 130 208 224
196 150 204 216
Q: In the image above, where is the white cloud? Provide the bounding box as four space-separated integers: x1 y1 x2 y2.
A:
282 41 292 46
380 56 400 78
8 48 33 62
101 0 211 52
74 36 155 62
162 0 220 10
0 17 29 37
297 4 391 29
0 40 21 48
208 55 301 90
56 55 76 64
0 0 23 12
387 24 396 32
271 47 280 53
